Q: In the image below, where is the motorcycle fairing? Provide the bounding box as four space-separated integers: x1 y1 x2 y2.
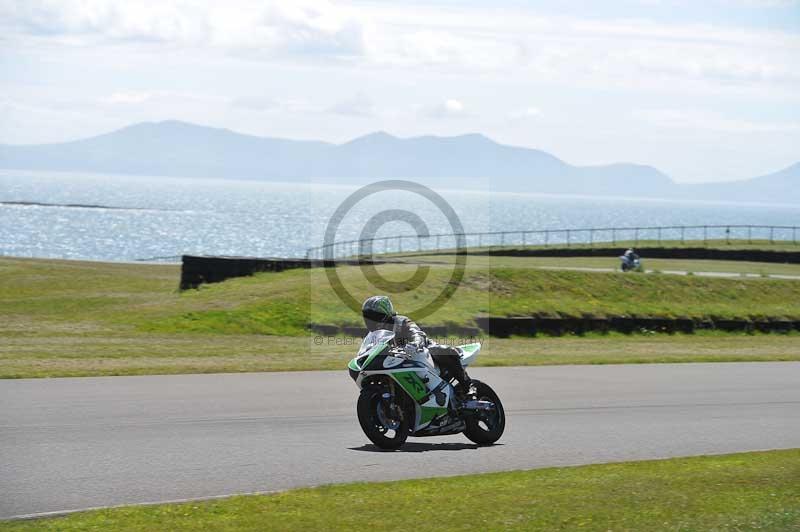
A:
457 342 481 367
419 405 449 426
392 365 455 430
349 330 468 431
355 356 454 430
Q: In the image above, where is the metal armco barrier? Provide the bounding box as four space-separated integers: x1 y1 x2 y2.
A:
179 255 385 290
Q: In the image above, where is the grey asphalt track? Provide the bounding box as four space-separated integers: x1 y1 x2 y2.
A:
2 362 799 519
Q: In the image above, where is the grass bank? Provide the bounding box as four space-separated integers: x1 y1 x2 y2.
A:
3 449 798 531
6 256 797 334
2 256 799 378
146 261 800 333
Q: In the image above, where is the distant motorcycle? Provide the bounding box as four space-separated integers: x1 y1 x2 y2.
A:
348 330 505 450
620 254 643 272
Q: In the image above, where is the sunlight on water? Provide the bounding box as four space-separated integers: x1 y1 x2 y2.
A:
1 170 798 261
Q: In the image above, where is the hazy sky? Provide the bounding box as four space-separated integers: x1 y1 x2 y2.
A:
1 0 798 183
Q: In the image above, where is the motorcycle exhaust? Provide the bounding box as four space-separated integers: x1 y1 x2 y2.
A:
461 400 495 411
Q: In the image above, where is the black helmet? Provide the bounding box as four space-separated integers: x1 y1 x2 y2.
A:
362 295 395 331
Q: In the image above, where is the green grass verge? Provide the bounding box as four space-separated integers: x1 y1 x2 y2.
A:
2 332 799 378
2 255 800 377
3 449 798 531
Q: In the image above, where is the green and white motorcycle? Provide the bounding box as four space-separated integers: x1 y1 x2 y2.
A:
348 329 505 450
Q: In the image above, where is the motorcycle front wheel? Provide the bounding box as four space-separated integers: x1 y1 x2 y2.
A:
463 380 505 445
357 388 410 450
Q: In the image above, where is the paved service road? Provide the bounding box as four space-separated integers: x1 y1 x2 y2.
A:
532 265 800 280
390 258 800 280
2 363 799 519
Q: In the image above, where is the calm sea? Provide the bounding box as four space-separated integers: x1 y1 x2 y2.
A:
1 170 798 262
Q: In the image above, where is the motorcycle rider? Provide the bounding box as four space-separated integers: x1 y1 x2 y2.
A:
622 248 640 270
361 295 471 393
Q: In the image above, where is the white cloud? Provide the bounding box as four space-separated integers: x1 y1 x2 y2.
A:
2 0 798 95
99 90 226 108
0 0 365 57
633 108 800 133
713 0 799 6
0 0 209 43
230 95 278 111
510 106 541 119
422 99 466 119
376 29 522 69
327 93 374 117
104 91 155 105
443 99 464 113
209 1 365 58
360 4 800 94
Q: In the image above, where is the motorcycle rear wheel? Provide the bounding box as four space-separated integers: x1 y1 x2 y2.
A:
463 380 505 445
357 388 410 450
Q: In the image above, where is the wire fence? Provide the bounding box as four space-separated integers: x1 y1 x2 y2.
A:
305 224 800 260
133 255 183 263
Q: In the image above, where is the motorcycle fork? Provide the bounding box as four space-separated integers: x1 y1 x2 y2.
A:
384 380 402 418
386 379 416 432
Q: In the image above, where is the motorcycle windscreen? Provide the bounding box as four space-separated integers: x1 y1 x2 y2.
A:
357 329 395 356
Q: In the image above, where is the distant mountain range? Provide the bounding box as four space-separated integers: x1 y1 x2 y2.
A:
1 120 797 203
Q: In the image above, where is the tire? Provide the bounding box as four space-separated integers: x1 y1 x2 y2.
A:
357 388 410 450
463 380 505 445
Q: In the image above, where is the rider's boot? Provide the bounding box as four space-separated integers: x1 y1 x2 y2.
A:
454 367 472 395
431 344 472 395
